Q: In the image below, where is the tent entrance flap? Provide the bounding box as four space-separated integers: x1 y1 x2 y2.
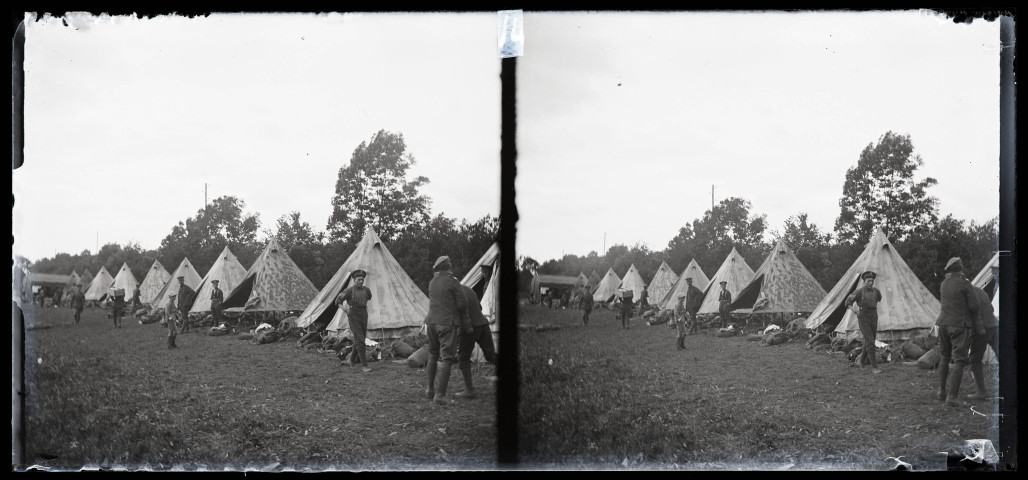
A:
222 275 255 309
822 278 860 333
732 275 765 309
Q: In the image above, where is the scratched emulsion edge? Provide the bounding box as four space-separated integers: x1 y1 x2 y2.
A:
497 8 522 469
12 13 27 471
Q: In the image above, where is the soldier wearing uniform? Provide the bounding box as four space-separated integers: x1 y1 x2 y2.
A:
209 279 225 325
845 271 883 374
620 289 634 329
935 257 980 407
166 293 179 349
638 285 650 313
111 288 126 328
966 285 997 400
176 276 196 333
717 281 733 328
684 278 704 335
131 285 142 314
673 294 688 350
424 256 469 405
455 282 496 399
336 270 373 372
581 286 594 325
70 284 85 325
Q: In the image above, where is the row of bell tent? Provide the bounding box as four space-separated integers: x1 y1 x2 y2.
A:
72 230 500 353
539 227 999 343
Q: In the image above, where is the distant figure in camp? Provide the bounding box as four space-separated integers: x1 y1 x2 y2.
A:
166 293 179 349
335 270 373 373
620 289 634 329
638 285 650 313
70 284 85 325
845 271 883 374
966 286 997 400
425 256 469 405
209 279 225 325
684 278 704 335
53 289 63 309
717 281 733 328
111 288 126 328
131 285 142 313
674 294 688 350
935 258 980 407
455 283 496 399
176 276 196 333
562 289 571 309
581 287 593 325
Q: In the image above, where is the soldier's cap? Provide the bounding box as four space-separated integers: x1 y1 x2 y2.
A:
211 279 219 284
177 276 185 280
685 277 693 282
677 294 686 299
351 269 367 279
861 271 877 280
945 257 963 272
169 293 178 297
433 256 452 272
720 281 728 285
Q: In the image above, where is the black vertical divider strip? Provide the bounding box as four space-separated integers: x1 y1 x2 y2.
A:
497 55 519 465
996 15 1017 470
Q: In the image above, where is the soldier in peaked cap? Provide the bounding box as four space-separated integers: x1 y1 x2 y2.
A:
424 256 469 405
581 284 594 325
209 279 225 325
70 284 86 325
638 284 650 314
935 257 980 406
336 269 373 372
845 271 883 374
684 278 704 335
673 294 688 350
166 292 179 349
176 276 196 333
717 280 733 329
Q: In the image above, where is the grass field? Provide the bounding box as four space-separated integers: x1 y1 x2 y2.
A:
517 304 1001 470
16 304 496 471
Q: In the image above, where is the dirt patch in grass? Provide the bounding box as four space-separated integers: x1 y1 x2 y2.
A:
518 304 1001 470
17 306 496 471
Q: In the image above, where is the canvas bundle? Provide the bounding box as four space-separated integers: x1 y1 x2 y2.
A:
400 331 429 350
917 346 941 370
252 330 282 345
297 331 321 348
391 339 415 358
406 345 431 368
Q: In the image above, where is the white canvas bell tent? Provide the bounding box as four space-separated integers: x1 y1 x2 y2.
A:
697 248 755 315
972 252 1001 364
222 238 318 312
83 266 115 302
647 261 679 309
295 228 426 340
729 241 827 314
137 260 172 306
805 227 940 341
618 264 647 304
190 247 248 313
657 259 710 310
461 242 500 363
150 257 204 309
110 263 140 301
592 268 622 302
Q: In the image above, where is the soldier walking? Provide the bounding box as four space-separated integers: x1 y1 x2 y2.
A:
70 284 85 325
935 258 980 406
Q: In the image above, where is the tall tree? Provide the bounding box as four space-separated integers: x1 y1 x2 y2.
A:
771 213 833 289
835 131 939 245
665 196 768 273
158 195 262 273
327 130 431 243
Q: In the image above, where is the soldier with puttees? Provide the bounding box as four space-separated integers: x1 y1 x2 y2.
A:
935 257 980 407
176 276 196 333
424 256 469 405
336 269 373 372
845 271 883 374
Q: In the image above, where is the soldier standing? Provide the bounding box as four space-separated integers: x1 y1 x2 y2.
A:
209 279 225 325
455 282 496 399
176 276 196 333
966 286 997 400
424 256 469 405
70 284 85 325
581 286 593 325
166 293 179 349
935 258 980 407
717 281 733 328
638 285 650 314
131 285 142 314
684 278 704 335
336 270 373 372
620 289 634 329
845 271 883 374
111 288 126 328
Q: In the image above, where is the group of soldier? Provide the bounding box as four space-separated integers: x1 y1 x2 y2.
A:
161 276 225 349
331 255 496 405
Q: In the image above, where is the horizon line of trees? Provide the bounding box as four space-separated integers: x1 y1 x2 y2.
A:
25 130 498 295
521 131 998 299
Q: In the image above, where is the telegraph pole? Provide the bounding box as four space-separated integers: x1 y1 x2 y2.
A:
711 185 715 211
205 183 208 210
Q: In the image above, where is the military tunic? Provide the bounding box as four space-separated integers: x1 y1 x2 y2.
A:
337 284 373 367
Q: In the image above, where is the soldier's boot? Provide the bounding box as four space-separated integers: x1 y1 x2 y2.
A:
966 363 989 400
455 362 477 399
167 335 173 350
425 360 438 399
433 361 456 405
945 362 966 407
936 361 949 402
170 334 178 349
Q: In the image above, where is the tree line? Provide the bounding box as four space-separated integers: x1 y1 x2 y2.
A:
28 130 498 295
521 132 997 298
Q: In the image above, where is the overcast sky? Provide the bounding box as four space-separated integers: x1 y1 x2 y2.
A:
517 11 1001 263
14 12 500 263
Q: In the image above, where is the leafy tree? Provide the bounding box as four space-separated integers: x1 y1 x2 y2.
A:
666 196 768 273
327 130 431 243
897 216 997 297
275 212 324 251
157 195 262 274
835 131 939 245
390 214 498 293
